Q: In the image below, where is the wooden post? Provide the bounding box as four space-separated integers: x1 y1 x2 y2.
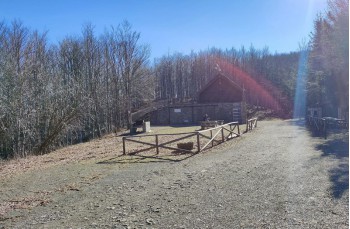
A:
191 105 194 124
323 120 327 139
122 137 126 155
237 123 240 136
197 132 201 153
211 130 213 147
168 107 171 125
155 135 159 154
221 127 224 142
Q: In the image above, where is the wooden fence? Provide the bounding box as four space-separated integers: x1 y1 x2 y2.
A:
246 118 258 132
306 116 348 139
196 122 240 152
122 121 241 155
122 132 197 155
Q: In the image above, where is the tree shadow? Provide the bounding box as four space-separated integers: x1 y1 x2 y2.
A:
284 119 310 132
316 138 349 159
287 119 306 127
97 152 197 165
315 133 349 199
329 163 349 199
287 118 348 140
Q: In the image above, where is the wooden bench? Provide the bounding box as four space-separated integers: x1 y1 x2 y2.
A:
200 120 224 130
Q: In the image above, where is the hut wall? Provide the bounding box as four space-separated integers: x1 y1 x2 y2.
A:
150 102 246 125
169 107 193 125
150 107 170 125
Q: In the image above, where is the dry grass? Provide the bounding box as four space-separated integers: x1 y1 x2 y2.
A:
0 124 246 180
0 133 120 179
0 190 51 219
0 125 206 219
0 125 205 180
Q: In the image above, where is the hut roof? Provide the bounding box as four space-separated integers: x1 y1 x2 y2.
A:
198 73 243 103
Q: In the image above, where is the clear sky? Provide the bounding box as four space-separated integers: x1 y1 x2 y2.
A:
1 0 328 60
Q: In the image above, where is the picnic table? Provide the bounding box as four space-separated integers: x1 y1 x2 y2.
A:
323 117 348 129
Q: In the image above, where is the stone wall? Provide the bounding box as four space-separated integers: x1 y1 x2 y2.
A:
150 107 170 125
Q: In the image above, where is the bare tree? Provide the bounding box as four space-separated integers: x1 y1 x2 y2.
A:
115 20 151 127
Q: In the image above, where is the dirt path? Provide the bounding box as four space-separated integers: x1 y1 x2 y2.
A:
0 119 348 228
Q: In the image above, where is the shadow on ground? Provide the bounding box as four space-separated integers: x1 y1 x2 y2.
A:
97 153 197 164
284 119 311 133
328 162 349 199
316 138 349 159
287 119 306 127
288 119 349 199
316 132 349 199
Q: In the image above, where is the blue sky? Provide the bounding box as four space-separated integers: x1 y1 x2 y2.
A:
1 0 328 60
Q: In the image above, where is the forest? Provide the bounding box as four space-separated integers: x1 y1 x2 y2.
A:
0 0 348 159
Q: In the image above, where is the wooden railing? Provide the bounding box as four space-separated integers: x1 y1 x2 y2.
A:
196 122 240 152
246 118 258 132
307 116 327 139
122 122 241 155
307 116 324 129
306 116 348 139
122 132 197 155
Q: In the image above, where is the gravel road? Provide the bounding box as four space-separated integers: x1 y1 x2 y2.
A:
1 119 348 228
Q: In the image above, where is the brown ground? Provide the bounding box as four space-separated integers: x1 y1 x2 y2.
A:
0 125 205 179
0 120 348 228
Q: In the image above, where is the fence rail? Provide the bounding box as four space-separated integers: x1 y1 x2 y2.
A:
122 132 197 155
246 118 258 132
197 122 240 152
122 121 243 155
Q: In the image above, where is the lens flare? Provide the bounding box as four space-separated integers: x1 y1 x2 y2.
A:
212 56 292 116
293 50 308 119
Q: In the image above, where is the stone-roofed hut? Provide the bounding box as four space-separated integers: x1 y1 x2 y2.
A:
198 73 243 103
150 73 246 125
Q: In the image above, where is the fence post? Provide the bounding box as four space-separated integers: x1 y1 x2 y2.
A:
211 130 213 147
122 137 126 155
323 120 327 139
155 135 159 154
237 123 240 136
221 127 225 142
197 132 201 153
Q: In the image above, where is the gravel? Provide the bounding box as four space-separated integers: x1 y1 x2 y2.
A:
0 119 348 228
